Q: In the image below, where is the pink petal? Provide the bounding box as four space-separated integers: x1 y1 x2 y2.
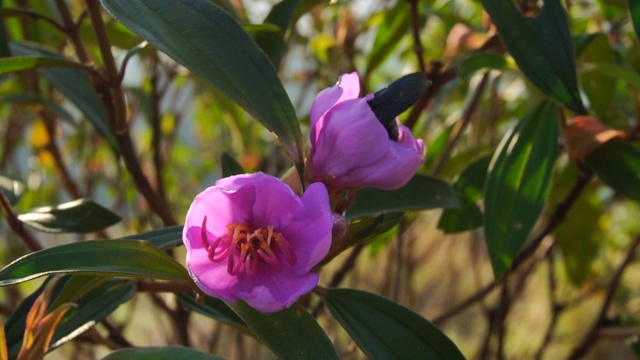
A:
184 225 239 301
311 97 389 180
310 72 361 144
183 183 255 251
279 182 332 272
234 270 320 313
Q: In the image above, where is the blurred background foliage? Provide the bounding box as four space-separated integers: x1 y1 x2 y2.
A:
1 0 640 359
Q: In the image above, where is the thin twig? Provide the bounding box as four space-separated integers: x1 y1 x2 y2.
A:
85 0 176 226
566 234 640 360
405 0 425 72
0 191 42 252
431 72 490 177
433 168 592 324
534 254 561 360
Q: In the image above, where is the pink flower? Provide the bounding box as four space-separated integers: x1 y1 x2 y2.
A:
183 172 332 313
309 72 426 191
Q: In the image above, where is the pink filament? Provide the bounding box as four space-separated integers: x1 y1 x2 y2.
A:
200 218 297 276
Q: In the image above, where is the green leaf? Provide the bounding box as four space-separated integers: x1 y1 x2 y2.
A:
630 0 640 40
585 138 640 201
0 174 24 206
346 175 461 220
10 43 118 152
229 301 339 359
51 278 134 351
221 152 245 177
0 240 191 286
553 166 602 285
101 0 304 173
254 0 303 69
366 2 410 74
324 288 465 360
437 203 483 234
480 0 586 114
102 347 223 360
346 212 404 244
4 276 134 358
457 53 508 80
437 155 491 233
576 33 617 120
484 101 559 278
121 225 183 250
0 55 86 74
177 293 249 333
17 199 121 233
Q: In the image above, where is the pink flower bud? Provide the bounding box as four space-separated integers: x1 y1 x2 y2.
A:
309 72 425 191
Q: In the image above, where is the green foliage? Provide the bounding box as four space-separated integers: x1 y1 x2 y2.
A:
228 301 339 359
101 0 304 173
324 288 465 360
17 199 121 233
102 347 224 360
0 0 639 358
484 101 559 278
0 240 191 286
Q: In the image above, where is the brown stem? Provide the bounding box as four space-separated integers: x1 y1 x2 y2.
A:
566 234 640 360
430 72 490 177
405 0 425 73
86 0 176 226
534 255 561 360
433 167 591 324
150 59 169 211
54 0 91 63
0 191 42 252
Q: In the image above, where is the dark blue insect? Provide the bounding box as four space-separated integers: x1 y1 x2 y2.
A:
367 72 431 140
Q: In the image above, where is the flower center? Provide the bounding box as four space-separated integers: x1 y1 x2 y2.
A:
200 216 297 276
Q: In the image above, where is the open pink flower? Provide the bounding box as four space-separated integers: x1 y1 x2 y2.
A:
183 172 332 313
309 72 426 191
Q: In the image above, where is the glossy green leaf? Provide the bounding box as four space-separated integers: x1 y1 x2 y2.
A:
437 156 490 233
346 212 404 244
0 240 191 286
177 293 249 333
254 0 303 69
324 288 465 360
121 225 183 250
51 278 134 351
346 175 461 220
221 152 245 177
18 199 121 233
457 53 508 80
0 174 24 205
10 43 118 152
484 101 559 278
229 301 339 359
585 138 640 201
0 55 86 74
102 347 223 360
101 0 304 172
366 2 410 74
630 0 640 40
480 0 586 114
437 203 483 234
